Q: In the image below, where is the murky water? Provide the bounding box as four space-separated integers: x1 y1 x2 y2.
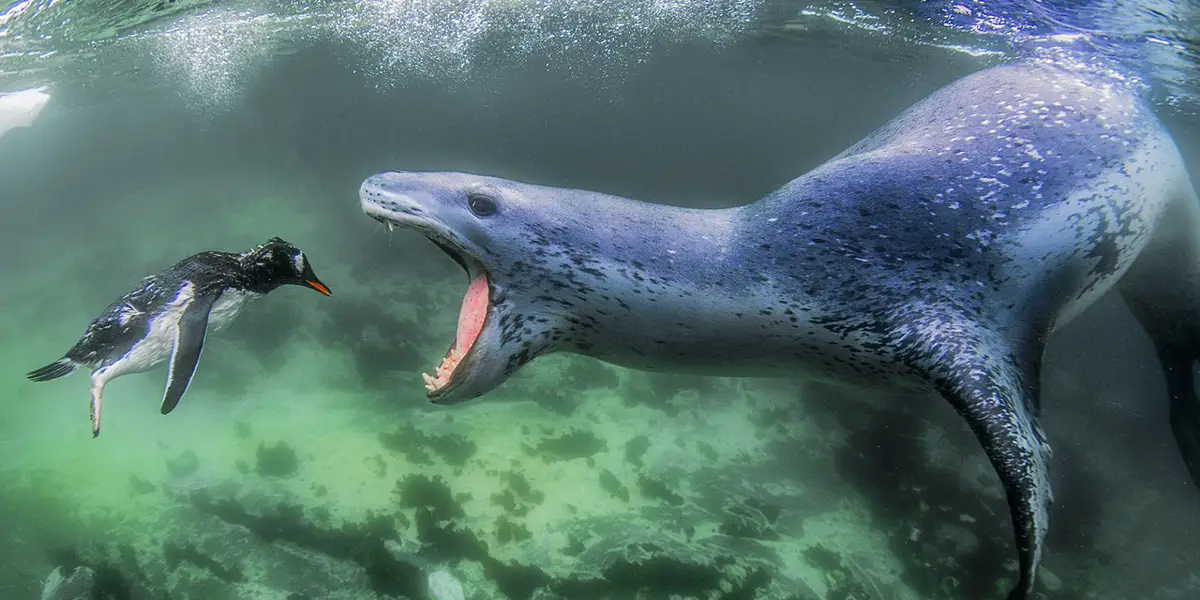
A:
2 1 1199 599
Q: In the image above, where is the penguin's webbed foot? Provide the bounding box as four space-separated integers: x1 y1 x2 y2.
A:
89 382 103 438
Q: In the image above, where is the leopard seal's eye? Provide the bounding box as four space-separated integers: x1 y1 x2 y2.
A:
468 193 498 217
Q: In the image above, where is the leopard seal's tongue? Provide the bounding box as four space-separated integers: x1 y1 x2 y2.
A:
424 273 489 393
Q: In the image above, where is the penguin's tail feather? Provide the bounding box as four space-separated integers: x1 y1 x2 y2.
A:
26 358 79 382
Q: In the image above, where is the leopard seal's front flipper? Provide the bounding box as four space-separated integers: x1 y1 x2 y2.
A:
892 316 1054 600
359 62 1197 599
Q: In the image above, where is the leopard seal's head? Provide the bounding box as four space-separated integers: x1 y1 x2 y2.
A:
360 170 659 405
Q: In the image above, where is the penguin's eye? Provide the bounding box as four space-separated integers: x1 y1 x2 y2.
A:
467 193 498 217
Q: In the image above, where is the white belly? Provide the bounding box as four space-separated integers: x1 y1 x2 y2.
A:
101 283 198 379
207 289 263 333
97 286 261 381
1007 137 1184 332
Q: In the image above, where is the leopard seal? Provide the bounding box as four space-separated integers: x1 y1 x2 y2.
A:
358 62 1199 599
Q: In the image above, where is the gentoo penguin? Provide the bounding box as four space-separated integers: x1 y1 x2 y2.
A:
26 237 332 437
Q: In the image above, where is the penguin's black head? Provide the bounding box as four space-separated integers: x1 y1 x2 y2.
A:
241 237 332 296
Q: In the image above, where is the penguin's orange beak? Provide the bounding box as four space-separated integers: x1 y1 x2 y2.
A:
305 280 332 296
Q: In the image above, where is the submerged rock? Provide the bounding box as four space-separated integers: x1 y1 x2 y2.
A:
165 449 200 478
40 565 95 600
256 441 299 477
427 569 466 600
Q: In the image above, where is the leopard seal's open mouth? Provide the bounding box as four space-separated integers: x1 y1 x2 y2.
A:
359 175 495 403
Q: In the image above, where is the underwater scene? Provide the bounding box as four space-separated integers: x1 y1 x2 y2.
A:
3 1 1200 599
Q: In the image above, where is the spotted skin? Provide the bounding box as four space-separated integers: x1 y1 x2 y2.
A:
360 63 1197 600
27 237 331 436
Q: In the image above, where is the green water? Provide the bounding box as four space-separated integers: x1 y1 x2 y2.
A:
2 1 1200 599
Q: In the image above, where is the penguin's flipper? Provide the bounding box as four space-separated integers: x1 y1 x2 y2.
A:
161 292 220 415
